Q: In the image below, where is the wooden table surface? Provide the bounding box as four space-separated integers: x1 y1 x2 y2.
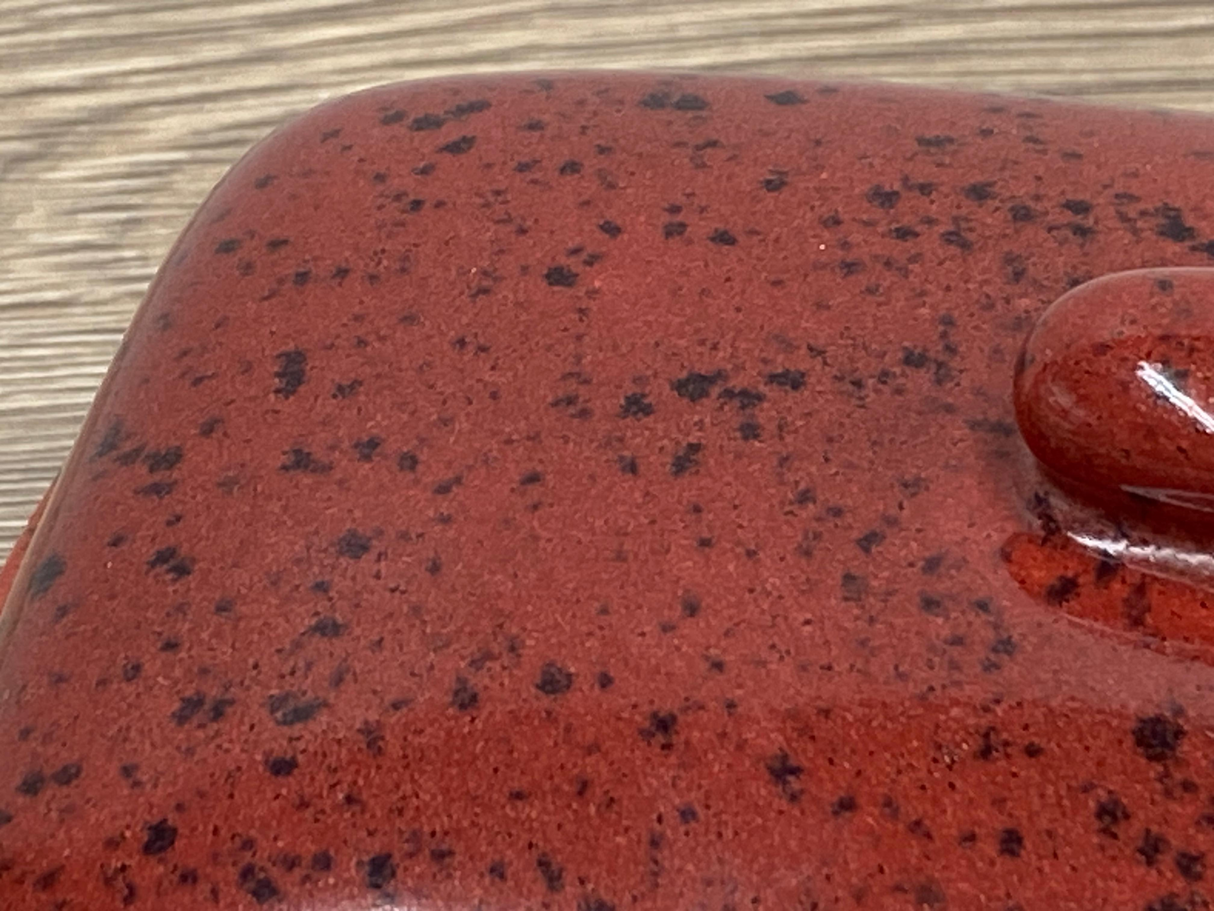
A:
3 0 1214 558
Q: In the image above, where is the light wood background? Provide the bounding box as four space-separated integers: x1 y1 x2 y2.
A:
3 0 1214 559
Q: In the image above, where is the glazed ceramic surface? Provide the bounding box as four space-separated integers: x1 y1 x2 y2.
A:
5 71 1214 910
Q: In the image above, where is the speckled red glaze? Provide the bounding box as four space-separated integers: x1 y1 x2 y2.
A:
7 72 1214 911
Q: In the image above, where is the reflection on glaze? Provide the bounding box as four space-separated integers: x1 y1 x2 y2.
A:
1135 360 1214 435
1009 268 1214 661
1015 268 1214 522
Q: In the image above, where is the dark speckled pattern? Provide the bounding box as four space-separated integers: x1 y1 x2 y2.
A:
6 71 1214 910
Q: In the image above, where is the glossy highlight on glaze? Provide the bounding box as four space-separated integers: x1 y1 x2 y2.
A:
6 71 1214 910
1015 268 1214 522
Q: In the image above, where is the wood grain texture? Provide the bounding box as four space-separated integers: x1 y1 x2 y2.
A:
3 0 1214 558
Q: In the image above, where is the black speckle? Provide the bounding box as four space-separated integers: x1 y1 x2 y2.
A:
307 615 346 638
738 421 761 441
598 219 622 238
672 93 709 111
380 109 406 126
273 349 307 398
998 827 1024 858
397 450 420 472
136 480 176 499
142 818 178 855
765 750 804 802
662 221 688 238
452 676 479 711
617 454 639 475
410 113 445 131
962 181 996 202
1139 829 1170 866
544 265 578 287
990 635 1016 657
1157 205 1196 243
310 851 332 872
680 590 702 618
718 386 765 410
940 228 973 251
841 572 868 602
1176 850 1205 882
1044 575 1080 605
1095 794 1130 834
265 755 297 777
855 530 885 554
536 853 565 892
918 593 945 616
559 159 583 175
237 864 280 905
620 392 654 418
0 809 12 826
865 185 901 209
365 853 395 889
639 710 679 749
336 529 372 559
144 446 183 473
266 691 325 726
921 553 945 575
170 692 206 726
1133 714 1186 762
447 98 492 119
49 763 81 787
27 553 66 599
33 866 63 892
965 417 1016 437
677 804 699 823
669 442 703 477
488 859 508 881
536 662 574 696
596 670 615 689
916 135 956 149
432 475 462 495
439 135 476 155
765 90 805 106
891 225 920 240
1062 198 1092 215
672 370 725 402
16 769 44 797
279 448 332 474
765 369 805 390
831 794 858 816
214 238 241 255
1009 203 1036 223
762 172 791 193
92 418 125 460
708 228 737 246
912 881 947 909
352 437 382 462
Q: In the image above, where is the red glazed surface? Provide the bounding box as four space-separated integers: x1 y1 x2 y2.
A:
5 71 1214 910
